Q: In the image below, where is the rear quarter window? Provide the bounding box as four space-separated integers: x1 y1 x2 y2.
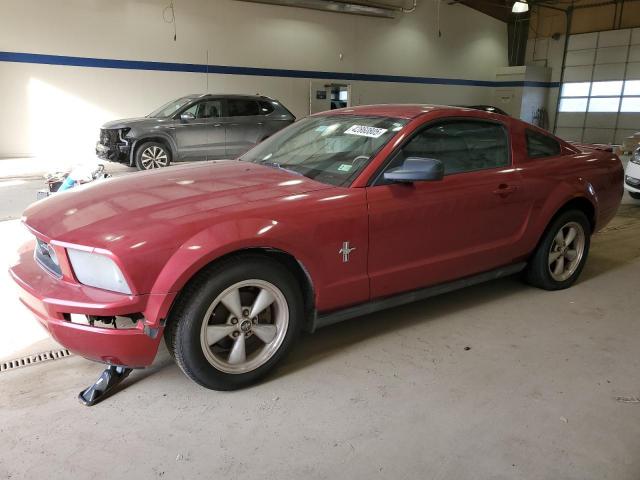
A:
526 129 561 159
228 99 260 116
259 101 275 115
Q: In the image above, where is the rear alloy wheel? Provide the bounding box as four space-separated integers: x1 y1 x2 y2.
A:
166 256 303 390
135 142 171 170
525 210 590 290
547 221 586 282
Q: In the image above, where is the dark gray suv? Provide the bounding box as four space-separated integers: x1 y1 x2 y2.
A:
96 94 295 170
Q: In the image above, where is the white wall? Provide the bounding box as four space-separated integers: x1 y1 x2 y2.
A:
525 34 566 132
0 0 508 160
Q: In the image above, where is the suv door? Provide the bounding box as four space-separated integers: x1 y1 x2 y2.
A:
174 99 225 161
365 118 530 299
224 99 264 157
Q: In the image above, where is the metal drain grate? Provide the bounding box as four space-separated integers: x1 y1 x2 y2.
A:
0 349 73 372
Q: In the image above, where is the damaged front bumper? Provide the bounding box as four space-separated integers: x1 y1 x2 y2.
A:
9 243 176 368
96 128 131 163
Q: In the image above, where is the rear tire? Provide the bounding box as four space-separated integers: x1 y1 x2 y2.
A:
629 191 640 200
525 210 591 290
135 141 171 170
165 255 303 390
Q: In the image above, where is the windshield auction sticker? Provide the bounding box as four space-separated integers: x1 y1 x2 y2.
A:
344 125 388 138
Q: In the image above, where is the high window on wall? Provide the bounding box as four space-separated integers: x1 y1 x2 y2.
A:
559 80 640 113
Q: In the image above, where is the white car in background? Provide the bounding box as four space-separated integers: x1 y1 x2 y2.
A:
625 148 640 200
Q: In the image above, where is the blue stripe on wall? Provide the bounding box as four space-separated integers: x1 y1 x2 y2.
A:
0 51 560 89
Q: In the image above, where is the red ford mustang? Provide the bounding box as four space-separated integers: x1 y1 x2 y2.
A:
10 105 623 399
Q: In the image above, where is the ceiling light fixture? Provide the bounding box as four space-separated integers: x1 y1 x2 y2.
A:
512 0 529 13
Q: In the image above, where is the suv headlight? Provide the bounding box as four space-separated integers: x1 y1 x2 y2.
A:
67 248 132 294
119 128 131 141
632 147 640 165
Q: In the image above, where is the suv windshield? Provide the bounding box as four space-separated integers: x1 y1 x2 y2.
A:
148 97 196 118
241 116 406 186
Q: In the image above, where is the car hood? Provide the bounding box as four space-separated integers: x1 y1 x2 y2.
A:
101 117 171 129
23 161 332 249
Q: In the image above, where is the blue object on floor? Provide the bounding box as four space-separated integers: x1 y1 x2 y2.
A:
58 176 76 192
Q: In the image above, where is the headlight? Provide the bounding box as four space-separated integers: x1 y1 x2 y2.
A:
67 248 132 294
35 238 62 277
632 148 640 165
119 128 131 141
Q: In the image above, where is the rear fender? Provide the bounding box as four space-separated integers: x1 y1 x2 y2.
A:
527 178 598 252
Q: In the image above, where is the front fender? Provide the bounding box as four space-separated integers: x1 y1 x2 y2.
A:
129 131 177 166
148 217 319 325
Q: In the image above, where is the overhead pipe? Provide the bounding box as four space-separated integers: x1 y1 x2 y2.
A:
353 0 417 13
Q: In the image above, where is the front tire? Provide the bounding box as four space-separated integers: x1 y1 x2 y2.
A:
525 210 591 290
629 191 640 200
165 255 303 390
135 142 171 170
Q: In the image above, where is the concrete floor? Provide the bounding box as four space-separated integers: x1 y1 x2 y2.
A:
1 190 640 479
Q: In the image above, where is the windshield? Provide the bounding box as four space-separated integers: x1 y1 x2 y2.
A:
148 97 195 118
240 115 407 186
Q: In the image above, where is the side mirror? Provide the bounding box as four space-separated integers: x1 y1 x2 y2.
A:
383 157 444 183
180 112 196 121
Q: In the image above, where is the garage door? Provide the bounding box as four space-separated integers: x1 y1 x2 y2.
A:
555 28 640 145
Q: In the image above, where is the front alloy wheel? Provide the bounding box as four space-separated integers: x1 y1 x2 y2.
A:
166 255 303 390
200 280 289 374
135 142 171 170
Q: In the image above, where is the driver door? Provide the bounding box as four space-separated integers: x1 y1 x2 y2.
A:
365 118 530 299
174 99 225 161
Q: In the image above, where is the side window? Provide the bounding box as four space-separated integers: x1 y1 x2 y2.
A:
181 100 222 119
526 129 561 158
181 103 199 117
228 99 260 117
259 100 275 115
384 120 509 178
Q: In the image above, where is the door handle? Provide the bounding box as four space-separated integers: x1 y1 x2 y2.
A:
213 124 222 127
493 184 518 197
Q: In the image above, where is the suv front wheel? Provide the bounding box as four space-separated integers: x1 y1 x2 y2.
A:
135 141 171 170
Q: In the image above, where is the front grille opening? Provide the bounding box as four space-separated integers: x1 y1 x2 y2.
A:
0 349 72 373
100 128 120 147
66 313 143 330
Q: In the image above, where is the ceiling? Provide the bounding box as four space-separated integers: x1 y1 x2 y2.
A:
456 0 514 23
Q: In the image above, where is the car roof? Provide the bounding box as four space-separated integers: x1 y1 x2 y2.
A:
187 93 271 101
313 104 489 120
